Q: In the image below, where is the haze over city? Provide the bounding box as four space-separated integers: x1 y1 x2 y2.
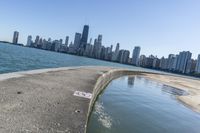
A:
0 0 200 58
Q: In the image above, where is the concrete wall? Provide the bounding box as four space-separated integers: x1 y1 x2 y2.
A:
85 69 143 132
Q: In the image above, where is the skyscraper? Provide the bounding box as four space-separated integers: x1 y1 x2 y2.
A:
175 51 192 73
111 43 120 61
59 39 63 45
97 35 103 58
35 36 40 46
74 33 81 50
185 59 193 74
97 35 102 45
80 25 89 49
26 35 32 46
195 54 200 74
12 31 19 44
65 36 69 46
167 54 175 70
132 46 141 66
160 57 168 70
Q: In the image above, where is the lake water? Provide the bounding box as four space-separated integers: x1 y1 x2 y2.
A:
87 76 200 133
0 43 145 74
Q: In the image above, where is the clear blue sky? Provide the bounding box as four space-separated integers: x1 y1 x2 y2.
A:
0 0 199 58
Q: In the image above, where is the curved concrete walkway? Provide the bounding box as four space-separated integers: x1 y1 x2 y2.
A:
0 66 141 133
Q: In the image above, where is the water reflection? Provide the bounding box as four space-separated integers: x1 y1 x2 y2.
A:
128 76 135 87
128 76 188 96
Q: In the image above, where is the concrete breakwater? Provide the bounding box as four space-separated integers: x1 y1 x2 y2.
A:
0 66 143 133
85 69 142 133
0 66 200 133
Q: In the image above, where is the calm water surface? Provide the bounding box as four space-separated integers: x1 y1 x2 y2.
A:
87 76 200 133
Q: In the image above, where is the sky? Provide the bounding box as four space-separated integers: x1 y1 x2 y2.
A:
0 0 200 58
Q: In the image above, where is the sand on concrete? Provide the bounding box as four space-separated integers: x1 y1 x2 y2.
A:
143 73 200 113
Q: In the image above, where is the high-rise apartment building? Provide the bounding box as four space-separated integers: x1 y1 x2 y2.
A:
111 43 120 61
12 31 19 44
65 36 69 46
74 33 81 50
35 35 40 47
26 35 32 46
167 54 175 70
175 51 192 73
132 46 141 66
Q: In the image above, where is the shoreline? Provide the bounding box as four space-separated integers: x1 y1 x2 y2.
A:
143 73 200 113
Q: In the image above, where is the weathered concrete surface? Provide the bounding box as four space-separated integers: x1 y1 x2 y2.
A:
0 66 139 133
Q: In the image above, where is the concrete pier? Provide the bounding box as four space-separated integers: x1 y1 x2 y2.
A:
1 66 200 133
0 66 139 133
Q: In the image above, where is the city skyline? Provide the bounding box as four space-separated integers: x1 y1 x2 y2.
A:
4 25 199 76
0 0 200 58
7 26 199 62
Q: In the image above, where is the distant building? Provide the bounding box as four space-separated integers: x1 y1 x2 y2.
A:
171 55 179 71
195 54 200 74
12 31 19 44
41 39 47 50
100 46 106 59
51 40 60 52
145 55 156 68
104 46 112 61
118 50 130 64
74 33 81 51
132 46 141 66
111 43 120 62
26 35 32 46
83 43 93 57
48 38 52 43
152 58 160 69
80 25 89 49
96 35 103 58
65 36 69 46
34 35 40 47
59 39 63 45
175 51 192 73
97 35 102 44
185 59 196 74
190 59 197 74
139 55 146 67
38 38 43 48
68 42 76 54
167 54 175 70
